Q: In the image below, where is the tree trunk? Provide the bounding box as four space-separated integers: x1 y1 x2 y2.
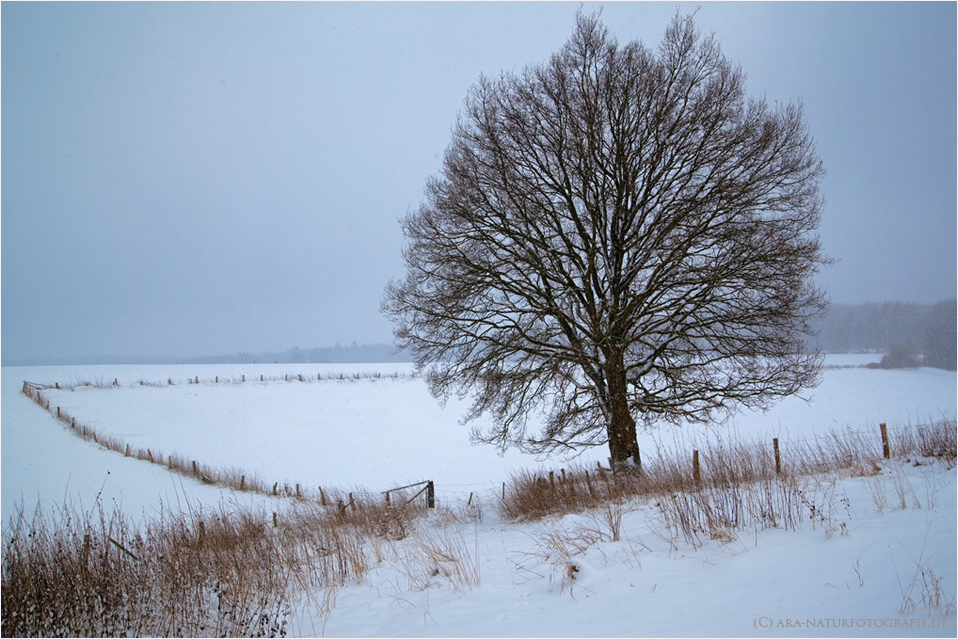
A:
604 352 642 470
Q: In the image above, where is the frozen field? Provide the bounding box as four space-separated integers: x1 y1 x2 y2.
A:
2 354 956 636
2 354 953 520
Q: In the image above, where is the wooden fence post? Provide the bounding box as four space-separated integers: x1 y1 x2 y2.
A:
880 423 891 459
773 438 782 474
692 450 701 484
426 481 435 508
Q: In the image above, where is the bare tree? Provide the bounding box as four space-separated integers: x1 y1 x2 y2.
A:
383 13 830 469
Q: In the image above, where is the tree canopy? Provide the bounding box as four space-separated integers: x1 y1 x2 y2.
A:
383 13 830 467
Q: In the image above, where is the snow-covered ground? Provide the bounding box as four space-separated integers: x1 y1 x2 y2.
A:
2 355 956 636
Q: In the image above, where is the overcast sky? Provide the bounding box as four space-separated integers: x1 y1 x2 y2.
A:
3 2 955 362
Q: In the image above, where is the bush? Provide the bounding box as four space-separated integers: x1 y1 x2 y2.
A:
873 340 922 369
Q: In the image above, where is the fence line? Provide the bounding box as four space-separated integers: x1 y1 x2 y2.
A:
21 378 956 510
40 370 419 392
20 380 436 510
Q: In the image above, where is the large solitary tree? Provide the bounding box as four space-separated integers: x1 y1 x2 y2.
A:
383 14 830 469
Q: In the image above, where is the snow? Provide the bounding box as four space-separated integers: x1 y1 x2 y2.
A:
2 356 955 636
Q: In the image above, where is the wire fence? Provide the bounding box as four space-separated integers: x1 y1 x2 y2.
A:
20 378 957 511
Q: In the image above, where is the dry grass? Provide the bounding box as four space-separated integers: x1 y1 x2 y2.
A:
506 421 954 588
499 419 955 524
1 499 293 637
1 488 467 637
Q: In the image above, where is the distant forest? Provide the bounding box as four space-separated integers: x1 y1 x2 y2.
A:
3 342 411 367
187 303 957 369
177 342 411 365
5 301 955 369
811 299 956 370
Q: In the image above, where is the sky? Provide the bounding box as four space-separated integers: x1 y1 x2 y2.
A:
2 1 956 363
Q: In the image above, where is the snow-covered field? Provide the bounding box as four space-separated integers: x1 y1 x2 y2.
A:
2 354 956 636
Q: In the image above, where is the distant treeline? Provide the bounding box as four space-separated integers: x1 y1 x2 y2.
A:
3 343 412 367
6 302 955 370
811 299 956 370
177 342 412 365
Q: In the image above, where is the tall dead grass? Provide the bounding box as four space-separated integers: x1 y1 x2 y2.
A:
1 499 292 637
499 419 956 523
1 487 474 637
0 469 494 638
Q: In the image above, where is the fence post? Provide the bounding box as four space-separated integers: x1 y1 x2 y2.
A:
692 450 701 484
880 423 891 459
426 481 435 508
773 438 782 475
